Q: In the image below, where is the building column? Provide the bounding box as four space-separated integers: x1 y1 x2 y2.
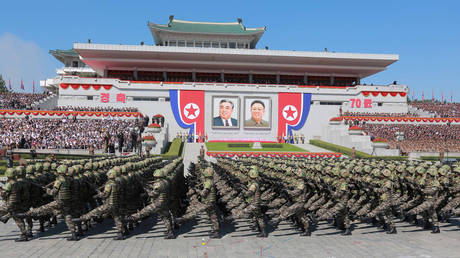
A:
133 69 138 80
163 71 167 81
192 71 196 82
249 73 253 84
356 77 361 85
304 75 308 85
276 74 280 84
221 72 225 82
330 76 335 86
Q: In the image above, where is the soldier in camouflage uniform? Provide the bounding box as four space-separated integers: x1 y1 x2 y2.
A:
1 168 30 241
407 166 441 233
128 168 174 239
177 166 220 238
75 168 126 240
242 165 267 237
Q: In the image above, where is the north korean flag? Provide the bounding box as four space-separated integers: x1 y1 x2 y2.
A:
169 90 205 136
277 92 311 139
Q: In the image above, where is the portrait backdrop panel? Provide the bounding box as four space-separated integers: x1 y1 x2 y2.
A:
244 97 271 129
212 96 240 129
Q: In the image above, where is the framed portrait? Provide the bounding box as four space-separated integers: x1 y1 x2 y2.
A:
243 97 271 129
212 96 240 129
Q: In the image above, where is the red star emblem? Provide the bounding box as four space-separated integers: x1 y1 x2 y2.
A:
284 106 296 119
186 105 198 117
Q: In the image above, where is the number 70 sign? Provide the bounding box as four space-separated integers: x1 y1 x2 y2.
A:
349 98 372 108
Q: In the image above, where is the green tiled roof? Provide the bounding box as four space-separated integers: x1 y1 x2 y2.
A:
148 19 265 35
49 49 79 57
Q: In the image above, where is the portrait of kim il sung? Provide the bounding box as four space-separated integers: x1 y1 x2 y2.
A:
244 97 271 129
212 97 239 128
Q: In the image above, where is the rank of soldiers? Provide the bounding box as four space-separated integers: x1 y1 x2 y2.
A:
1 155 459 242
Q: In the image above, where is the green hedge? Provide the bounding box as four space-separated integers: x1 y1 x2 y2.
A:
163 138 184 157
421 156 460 161
309 139 371 158
309 140 408 160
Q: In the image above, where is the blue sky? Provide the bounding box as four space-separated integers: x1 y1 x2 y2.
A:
1 0 459 101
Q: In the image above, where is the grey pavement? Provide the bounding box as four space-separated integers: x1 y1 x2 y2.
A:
0 215 459 258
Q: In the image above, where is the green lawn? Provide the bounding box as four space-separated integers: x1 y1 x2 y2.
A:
205 142 307 152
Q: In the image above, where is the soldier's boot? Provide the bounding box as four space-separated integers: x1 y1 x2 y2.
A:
51 216 57 226
209 230 220 239
341 228 352 236
164 217 174 239
128 222 134 230
269 217 281 229
431 226 440 234
66 232 79 241
113 232 125 240
300 227 311 237
77 224 84 237
39 219 45 232
0 214 10 224
423 220 432 230
15 234 28 242
386 226 397 234
257 225 267 238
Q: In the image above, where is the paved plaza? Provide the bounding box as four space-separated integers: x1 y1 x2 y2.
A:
0 215 459 258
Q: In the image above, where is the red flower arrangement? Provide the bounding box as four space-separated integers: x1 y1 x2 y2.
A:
348 126 362 130
142 136 156 141
329 117 343 121
147 123 161 128
372 137 388 143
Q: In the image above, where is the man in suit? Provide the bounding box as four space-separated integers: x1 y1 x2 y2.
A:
213 99 238 127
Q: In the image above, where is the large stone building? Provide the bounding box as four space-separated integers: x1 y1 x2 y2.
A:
41 16 407 143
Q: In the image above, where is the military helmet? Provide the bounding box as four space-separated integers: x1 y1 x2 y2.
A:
438 165 451 176
202 167 213 178
427 166 438 177
121 165 127 174
26 165 35 175
295 168 306 178
15 166 26 178
154 169 164 178
43 162 51 172
107 169 116 179
35 163 43 173
249 166 258 179
57 165 68 175
382 169 391 178
51 163 58 171
5 168 15 179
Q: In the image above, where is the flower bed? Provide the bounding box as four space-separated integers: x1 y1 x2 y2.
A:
372 137 388 143
142 136 156 141
348 126 362 130
148 123 161 128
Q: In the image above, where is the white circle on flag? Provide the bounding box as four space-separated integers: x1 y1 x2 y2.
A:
184 103 200 119
282 105 298 121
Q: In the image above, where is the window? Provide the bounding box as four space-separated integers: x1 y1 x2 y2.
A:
378 102 383 106
186 42 194 47
72 61 79 68
178 41 185 47
132 97 159 101
87 96 93 100
203 42 211 48
221 42 227 48
319 101 342 105
229 42 236 49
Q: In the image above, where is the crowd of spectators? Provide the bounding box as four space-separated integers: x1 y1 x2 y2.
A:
343 111 419 117
409 101 460 118
0 92 49 110
0 117 137 150
52 106 138 112
361 123 460 153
